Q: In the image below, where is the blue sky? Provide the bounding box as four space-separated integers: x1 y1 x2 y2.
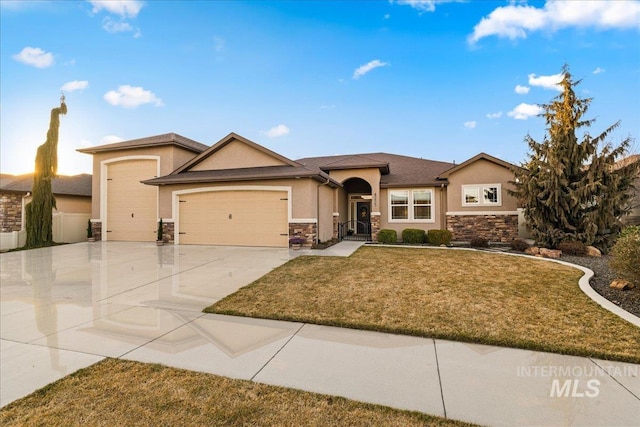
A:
1 0 639 176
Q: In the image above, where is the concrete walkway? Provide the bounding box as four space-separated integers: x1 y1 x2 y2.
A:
1 242 638 426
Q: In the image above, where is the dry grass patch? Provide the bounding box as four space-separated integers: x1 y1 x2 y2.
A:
207 247 640 363
0 359 472 427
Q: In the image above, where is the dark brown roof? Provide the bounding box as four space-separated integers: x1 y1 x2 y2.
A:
143 165 341 187
297 153 454 187
0 174 92 196
77 132 208 154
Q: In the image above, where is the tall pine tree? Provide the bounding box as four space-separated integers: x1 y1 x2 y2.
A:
511 66 638 251
25 96 67 248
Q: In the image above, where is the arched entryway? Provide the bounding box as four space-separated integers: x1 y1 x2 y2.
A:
340 177 373 240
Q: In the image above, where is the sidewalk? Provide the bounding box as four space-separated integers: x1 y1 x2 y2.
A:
1 241 638 426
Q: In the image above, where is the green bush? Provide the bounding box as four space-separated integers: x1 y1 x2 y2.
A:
558 240 587 255
377 229 397 244
401 229 426 244
609 226 640 285
510 238 530 252
427 229 452 246
470 236 489 248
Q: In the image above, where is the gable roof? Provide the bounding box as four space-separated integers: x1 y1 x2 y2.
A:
437 152 521 179
77 132 208 154
0 174 92 196
171 132 300 175
297 153 454 187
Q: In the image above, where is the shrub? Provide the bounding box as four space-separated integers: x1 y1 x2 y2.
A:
510 238 530 252
289 236 306 245
470 236 489 248
609 226 640 285
402 229 426 244
427 229 452 246
377 229 397 245
558 240 587 256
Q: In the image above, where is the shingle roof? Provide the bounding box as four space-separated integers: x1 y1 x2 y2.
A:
77 132 208 154
0 174 92 196
143 165 341 187
296 153 454 187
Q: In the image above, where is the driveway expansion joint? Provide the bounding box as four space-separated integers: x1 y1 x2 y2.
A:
250 322 306 381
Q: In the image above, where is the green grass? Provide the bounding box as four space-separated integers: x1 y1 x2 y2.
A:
207 246 640 363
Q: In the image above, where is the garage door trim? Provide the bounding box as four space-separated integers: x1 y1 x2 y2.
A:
173 185 292 245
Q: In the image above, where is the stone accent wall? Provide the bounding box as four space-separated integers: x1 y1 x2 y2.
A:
0 193 22 232
289 222 317 246
333 215 339 240
370 214 381 242
161 221 174 243
91 221 102 241
446 214 518 243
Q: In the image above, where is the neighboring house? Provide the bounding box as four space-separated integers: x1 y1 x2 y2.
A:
618 154 640 226
78 132 522 247
0 173 92 249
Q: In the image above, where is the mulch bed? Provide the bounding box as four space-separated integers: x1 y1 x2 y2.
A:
560 254 640 318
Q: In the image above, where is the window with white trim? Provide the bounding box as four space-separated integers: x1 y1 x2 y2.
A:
462 184 501 206
389 189 434 222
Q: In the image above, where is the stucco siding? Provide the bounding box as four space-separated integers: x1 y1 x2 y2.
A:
190 141 288 171
379 186 445 238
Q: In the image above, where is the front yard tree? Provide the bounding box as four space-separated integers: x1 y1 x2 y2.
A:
511 66 639 251
25 95 67 248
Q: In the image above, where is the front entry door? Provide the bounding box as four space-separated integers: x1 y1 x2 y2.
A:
356 202 370 235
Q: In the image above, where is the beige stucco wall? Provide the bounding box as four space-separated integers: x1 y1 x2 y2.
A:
446 159 518 212
87 145 201 219
379 186 446 237
317 184 335 242
190 142 287 171
328 168 381 210
23 194 91 214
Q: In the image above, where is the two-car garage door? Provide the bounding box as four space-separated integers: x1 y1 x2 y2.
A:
178 190 289 247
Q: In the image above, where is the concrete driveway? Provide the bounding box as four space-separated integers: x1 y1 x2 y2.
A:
0 242 293 407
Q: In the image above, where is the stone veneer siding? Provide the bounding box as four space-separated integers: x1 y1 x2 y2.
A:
289 222 317 247
370 214 381 242
161 221 174 243
446 214 518 243
90 221 102 241
0 193 22 232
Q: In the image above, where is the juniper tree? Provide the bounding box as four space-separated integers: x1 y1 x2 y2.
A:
25 96 67 248
511 66 639 252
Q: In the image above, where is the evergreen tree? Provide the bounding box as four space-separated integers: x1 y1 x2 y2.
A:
25 96 67 248
511 66 639 251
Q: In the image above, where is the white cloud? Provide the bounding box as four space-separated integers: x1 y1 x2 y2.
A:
507 103 544 120
528 72 563 91
102 17 133 33
353 59 389 79
89 0 143 18
263 124 290 138
13 46 54 68
391 0 461 13
61 80 89 92
101 135 125 144
593 67 606 74
469 0 640 44
464 121 477 129
515 85 530 94
486 111 502 119
104 85 164 108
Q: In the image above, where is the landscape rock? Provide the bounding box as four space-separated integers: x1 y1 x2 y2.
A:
525 246 540 255
609 279 635 291
539 248 562 259
585 246 602 257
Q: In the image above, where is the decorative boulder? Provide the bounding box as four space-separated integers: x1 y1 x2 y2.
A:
539 248 562 259
525 246 540 255
585 246 602 257
610 279 635 290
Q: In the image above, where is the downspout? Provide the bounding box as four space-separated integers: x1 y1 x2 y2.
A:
316 177 331 244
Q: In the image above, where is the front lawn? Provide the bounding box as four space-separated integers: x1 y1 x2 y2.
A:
0 359 473 427
207 246 640 363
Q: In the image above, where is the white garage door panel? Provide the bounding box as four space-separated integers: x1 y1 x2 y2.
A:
106 160 157 242
179 190 288 247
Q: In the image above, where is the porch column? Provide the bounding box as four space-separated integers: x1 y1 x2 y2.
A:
370 213 381 242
